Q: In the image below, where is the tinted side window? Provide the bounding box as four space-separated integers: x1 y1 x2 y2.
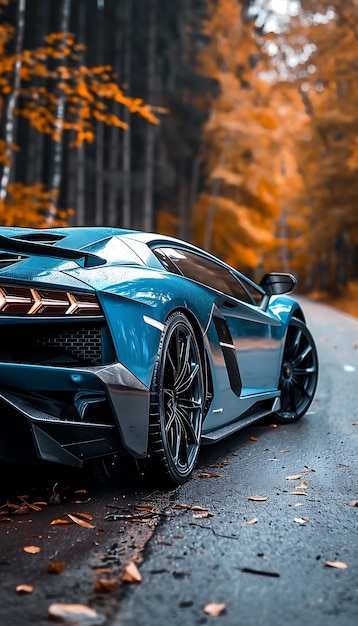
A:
159 247 252 303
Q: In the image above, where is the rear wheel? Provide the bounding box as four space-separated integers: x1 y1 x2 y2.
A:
143 311 205 487
275 317 318 423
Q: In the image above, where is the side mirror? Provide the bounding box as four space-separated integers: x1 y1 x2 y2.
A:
259 272 297 296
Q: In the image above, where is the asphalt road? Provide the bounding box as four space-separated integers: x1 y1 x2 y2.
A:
0 298 357 626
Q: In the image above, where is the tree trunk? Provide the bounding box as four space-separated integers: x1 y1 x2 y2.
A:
25 0 49 187
107 0 123 227
95 0 105 226
0 0 26 201
122 0 132 229
142 0 157 232
46 0 71 224
75 0 87 226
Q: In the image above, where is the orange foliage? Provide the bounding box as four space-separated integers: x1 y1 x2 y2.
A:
0 183 73 227
0 33 160 147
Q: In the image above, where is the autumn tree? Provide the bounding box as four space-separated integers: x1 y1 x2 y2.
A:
190 0 284 275
0 0 159 227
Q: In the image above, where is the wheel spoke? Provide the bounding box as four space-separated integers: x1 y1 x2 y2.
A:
292 376 311 398
294 366 316 376
176 405 200 445
292 344 312 367
286 327 302 359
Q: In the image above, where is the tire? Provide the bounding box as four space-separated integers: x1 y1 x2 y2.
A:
274 317 318 423
143 311 205 487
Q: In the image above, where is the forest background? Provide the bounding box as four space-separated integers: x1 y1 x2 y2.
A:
1 0 358 315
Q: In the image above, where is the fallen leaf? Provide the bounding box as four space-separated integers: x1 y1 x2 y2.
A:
94 578 118 593
348 500 358 507
247 496 268 502
67 513 95 529
47 561 66 574
250 436 259 442
203 603 226 616
325 561 348 569
16 584 34 594
290 491 307 496
122 561 142 583
71 512 93 521
280 449 290 453
294 517 309 524
23 546 41 554
193 511 214 519
294 503 304 507
48 604 99 621
135 505 155 512
20 500 42 512
246 518 258 525
191 505 209 511
0 517 13 523
173 504 188 510
301 465 315 473
13 504 30 515
50 518 70 525
298 481 309 489
210 460 229 468
199 473 223 479
286 474 301 481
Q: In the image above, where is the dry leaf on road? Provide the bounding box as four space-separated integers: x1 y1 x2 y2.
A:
94 578 118 593
298 481 309 489
247 496 268 502
348 500 358 507
294 517 309 524
193 511 214 519
246 518 258 525
203 603 226 616
67 513 95 529
47 561 66 574
16 584 34 594
286 474 301 480
325 561 348 569
122 561 142 583
48 603 99 621
199 472 223 479
23 546 41 554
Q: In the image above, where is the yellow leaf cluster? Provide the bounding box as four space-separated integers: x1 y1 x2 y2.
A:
0 183 72 228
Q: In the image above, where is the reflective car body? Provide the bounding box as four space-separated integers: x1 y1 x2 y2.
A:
0 227 318 485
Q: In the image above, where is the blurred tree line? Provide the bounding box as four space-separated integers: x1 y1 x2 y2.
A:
1 0 358 296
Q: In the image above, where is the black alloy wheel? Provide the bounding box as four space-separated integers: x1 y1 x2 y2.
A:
275 317 318 423
145 311 205 486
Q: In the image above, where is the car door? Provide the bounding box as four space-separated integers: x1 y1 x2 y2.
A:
153 246 284 394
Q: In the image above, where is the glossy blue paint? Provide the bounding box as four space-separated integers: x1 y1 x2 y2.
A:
0 226 313 474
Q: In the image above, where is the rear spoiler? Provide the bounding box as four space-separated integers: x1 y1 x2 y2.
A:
0 234 106 268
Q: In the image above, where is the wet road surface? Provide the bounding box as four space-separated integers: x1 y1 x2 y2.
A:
0 298 357 625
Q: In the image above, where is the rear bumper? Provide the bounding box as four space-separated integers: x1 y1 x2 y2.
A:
0 362 150 468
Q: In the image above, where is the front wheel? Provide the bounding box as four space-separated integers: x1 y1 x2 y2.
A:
274 317 318 423
143 311 205 487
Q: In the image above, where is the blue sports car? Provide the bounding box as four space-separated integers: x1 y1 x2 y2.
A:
0 227 318 486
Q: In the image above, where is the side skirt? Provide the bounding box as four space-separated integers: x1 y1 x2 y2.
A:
201 396 280 444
